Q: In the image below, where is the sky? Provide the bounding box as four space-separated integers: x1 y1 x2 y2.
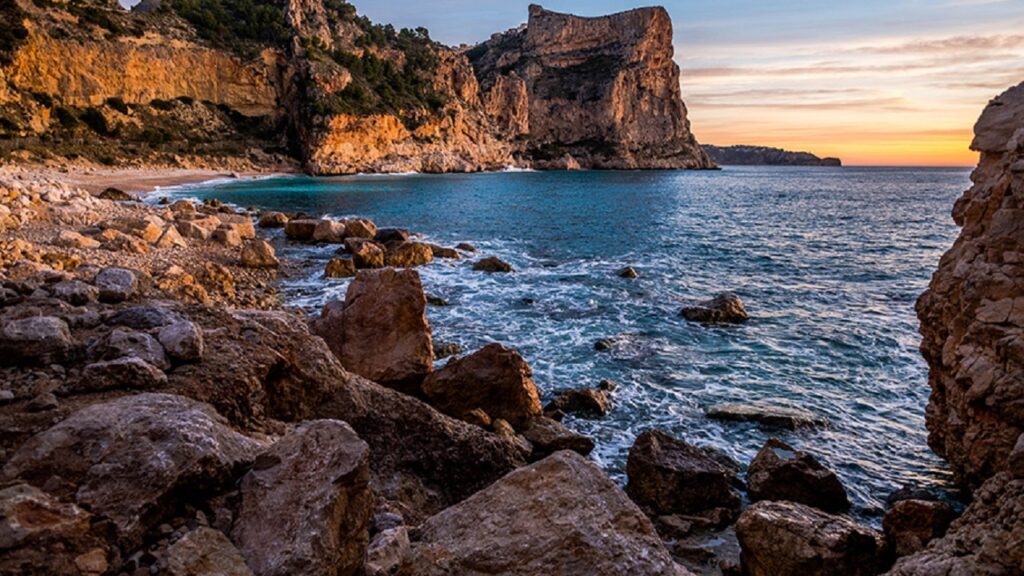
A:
356 0 1024 166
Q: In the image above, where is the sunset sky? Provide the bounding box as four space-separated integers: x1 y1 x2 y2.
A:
360 0 1024 166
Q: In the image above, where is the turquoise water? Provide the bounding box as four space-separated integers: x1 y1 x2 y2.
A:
167 166 969 516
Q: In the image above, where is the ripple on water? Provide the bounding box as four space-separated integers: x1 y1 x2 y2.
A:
168 166 968 522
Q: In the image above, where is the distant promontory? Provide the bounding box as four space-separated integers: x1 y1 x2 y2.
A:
704 145 842 167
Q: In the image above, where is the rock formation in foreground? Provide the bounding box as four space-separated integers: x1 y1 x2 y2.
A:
890 80 1024 574
703 145 842 167
0 0 713 173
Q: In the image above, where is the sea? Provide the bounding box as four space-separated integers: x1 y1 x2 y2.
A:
163 165 971 518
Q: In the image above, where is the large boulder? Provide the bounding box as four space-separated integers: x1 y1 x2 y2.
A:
747 438 849 512
421 343 542 428
396 451 688 575
284 219 319 241
325 257 356 279
92 328 170 370
344 218 377 239
257 211 288 228
626 429 740 520
472 256 513 273
882 499 955 558
520 415 595 459
544 385 611 417
385 242 434 268
232 420 372 576
158 320 205 363
94 267 138 303
0 316 74 366
736 500 885 576
313 268 433 390
79 357 167 391
239 240 279 269
345 238 386 269
680 292 749 324
313 220 348 243
1 394 262 548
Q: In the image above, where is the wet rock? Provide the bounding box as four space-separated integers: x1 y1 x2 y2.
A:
158 321 205 363
365 527 410 576
883 499 955 558
626 429 741 520
706 402 827 430
345 238 386 269
374 228 409 244
385 241 434 268
544 386 611 417
233 420 371 576
284 219 320 241
736 500 885 576
80 357 167 391
313 220 347 243
426 294 449 307
324 257 356 278
681 293 749 324
426 244 460 259
1 393 262 548
108 305 181 329
313 268 433 389
618 266 639 279
396 451 686 576
747 438 849 512
432 341 462 360
239 240 279 269
519 415 595 459
50 280 96 306
344 218 377 239
455 242 477 252
94 267 137 303
93 328 170 370
422 343 541 428
0 316 74 366
168 527 254 576
473 255 513 272
257 211 289 228
593 338 614 351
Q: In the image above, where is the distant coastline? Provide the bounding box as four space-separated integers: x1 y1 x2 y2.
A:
704 145 842 167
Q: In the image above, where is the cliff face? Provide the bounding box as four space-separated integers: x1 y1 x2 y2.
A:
468 4 713 170
0 0 711 173
889 82 1024 575
703 145 841 167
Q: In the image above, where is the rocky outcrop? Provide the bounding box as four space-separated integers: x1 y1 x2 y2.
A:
468 4 713 170
703 145 842 167
746 438 849 513
395 451 690 575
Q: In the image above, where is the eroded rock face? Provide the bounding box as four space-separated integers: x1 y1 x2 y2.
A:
232 420 371 576
736 500 885 576
1 393 262 548
468 5 713 170
916 81 1024 488
313 268 433 389
396 451 688 575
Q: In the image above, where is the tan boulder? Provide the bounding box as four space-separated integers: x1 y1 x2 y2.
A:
101 215 165 243
313 268 433 388
54 230 100 249
232 420 371 576
168 527 253 576
284 219 320 241
385 241 434 268
325 257 356 278
239 239 279 269
345 238 386 269
344 218 377 239
396 451 689 576
213 226 243 247
313 219 347 243
257 211 288 228
217 214 256 239
421 343 541 428
154 224 187 249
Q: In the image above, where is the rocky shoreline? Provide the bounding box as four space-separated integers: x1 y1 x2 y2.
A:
2 82 1024 576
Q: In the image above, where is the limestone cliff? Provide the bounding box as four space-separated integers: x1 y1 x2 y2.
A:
0 0 712 173
888 81 1024 575
467 4 714 170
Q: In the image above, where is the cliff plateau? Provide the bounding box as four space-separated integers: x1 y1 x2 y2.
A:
0 0 713 173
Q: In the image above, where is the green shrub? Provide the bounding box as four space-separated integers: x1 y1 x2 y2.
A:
166 0 290 53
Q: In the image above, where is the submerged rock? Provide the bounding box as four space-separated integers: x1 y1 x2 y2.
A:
473 256 513 273
747 438 849 512
544 386 612 418
422 343 541 428
626 429 741 522
706 401 827 430
736 500 885 576
680 292 749 324
618 266 639 279
396 451 688 575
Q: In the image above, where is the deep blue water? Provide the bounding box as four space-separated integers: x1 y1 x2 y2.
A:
165 166 969 517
